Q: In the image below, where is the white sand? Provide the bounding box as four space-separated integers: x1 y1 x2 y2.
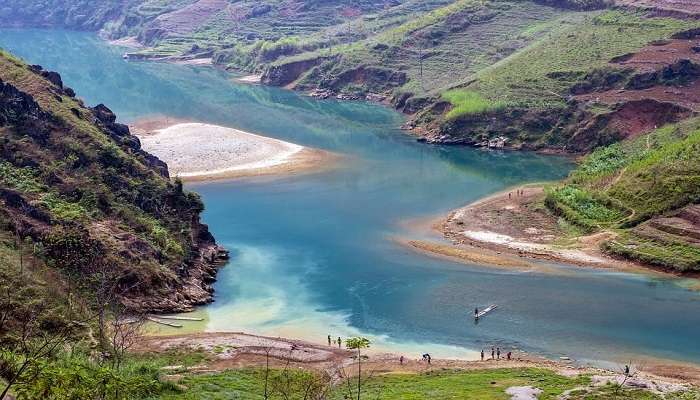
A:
137 122 322 180
462 230 607 264
236 74 262 84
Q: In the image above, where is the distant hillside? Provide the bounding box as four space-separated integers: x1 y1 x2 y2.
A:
0 50 227 312
2 0 699 155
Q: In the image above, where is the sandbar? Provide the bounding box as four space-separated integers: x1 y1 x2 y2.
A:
132 120 336 181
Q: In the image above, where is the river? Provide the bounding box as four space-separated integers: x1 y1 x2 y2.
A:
2 29 699 367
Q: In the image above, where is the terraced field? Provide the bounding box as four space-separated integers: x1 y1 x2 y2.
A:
547 117 700 273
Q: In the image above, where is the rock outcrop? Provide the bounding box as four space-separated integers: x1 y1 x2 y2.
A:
0 53 229 313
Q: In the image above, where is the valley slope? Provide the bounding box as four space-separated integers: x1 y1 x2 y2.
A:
0 50 228 313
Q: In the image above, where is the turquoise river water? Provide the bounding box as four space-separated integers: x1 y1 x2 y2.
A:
2 29 699 367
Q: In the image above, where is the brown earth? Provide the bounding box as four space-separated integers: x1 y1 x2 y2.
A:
574 35 700 143
577 36 700 113
408 185 676 276
135 331 700 388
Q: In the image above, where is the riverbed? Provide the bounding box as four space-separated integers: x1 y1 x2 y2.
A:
2 29 699 367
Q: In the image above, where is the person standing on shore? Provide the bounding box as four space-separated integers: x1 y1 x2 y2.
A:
491 347 495 360
337 337 342 348
497 348 501 360
481 349 484 361
400 356 404 365
328 335 331 346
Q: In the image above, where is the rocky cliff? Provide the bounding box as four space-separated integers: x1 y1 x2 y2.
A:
0 50 228 313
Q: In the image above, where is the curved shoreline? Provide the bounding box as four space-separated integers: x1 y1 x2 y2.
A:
131 119 338 181
400 184 698 282
135 331 700 388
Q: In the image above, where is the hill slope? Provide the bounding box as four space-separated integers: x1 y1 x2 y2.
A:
0 50 228 312
3 2 698 156
546 117 700 272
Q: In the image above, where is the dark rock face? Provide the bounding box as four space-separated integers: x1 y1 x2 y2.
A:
0 79 46 126
324 66 407 93
262 56 333 87
672 28 700 40
533 0 612 11
627 59 700 90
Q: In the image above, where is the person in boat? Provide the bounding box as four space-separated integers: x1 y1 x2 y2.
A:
481 349 484 361
474 307 479 318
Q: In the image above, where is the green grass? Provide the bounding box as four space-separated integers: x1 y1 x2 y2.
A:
603 232 700 272
0 161 47 193
606 128 700 222
545 185 628 231
330 368 588 400
470 11 699 108
147 366 698 400
152 368 324 400
545 118 700 271
443 90 508 119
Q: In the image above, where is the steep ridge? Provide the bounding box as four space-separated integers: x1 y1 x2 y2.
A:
0 50 228 312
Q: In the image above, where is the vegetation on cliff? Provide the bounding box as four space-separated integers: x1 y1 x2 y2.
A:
545 118 700 272
0 50 227 312
0 47 230 398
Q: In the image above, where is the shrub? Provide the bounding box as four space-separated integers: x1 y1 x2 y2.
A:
0 162 46 193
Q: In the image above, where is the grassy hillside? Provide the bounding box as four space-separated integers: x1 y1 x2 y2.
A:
545 118 700 272
0 47 229 398
0 50 227 312
3 1 699 155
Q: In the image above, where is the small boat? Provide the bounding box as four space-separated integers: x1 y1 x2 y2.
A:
147 316 182 328
155 315 204 321
474 304 498 319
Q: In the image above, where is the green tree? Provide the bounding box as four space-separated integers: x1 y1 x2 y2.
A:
345 337 370 400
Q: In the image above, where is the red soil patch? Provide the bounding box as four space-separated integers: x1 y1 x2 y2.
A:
575 37 700 140
582 82 700 112
612 39 700 73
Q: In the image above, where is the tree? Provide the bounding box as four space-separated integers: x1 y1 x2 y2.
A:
345 337 370 400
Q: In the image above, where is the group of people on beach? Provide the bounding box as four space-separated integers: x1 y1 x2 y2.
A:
507 189 525 200
328 334 343 348
481 347 511 361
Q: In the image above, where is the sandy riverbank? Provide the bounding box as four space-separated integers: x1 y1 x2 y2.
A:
134 331 700 389
131 119 337 181
235 74 262 84
401 184 684 278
